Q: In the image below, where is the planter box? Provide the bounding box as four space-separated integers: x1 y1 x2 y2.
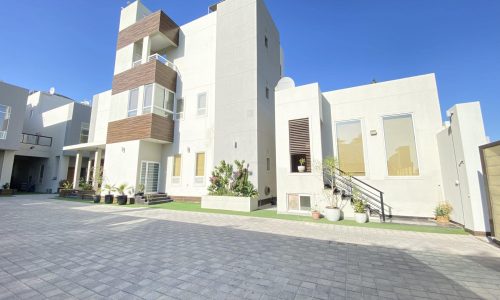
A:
0 189 14 196
201 195 259 212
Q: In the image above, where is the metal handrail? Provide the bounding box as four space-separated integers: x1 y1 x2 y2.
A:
21 133 52 147
334 167 386 222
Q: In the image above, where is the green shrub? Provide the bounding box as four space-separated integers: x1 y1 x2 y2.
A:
351 187 366 213
208 160 258 197
434 202 452 217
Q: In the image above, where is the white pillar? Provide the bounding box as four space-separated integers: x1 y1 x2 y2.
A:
93 149 102 191
72 151 82 189
86 159 93 183
0 150 15 185
141 35 151 63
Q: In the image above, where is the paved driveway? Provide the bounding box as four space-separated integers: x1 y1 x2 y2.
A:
1 195 499 300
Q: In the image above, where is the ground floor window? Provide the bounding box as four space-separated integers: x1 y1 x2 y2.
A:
171 154 181 184
194 152 205 184
383 114 419 176
140 161 160 193
336 120 366 176
287 194 311 212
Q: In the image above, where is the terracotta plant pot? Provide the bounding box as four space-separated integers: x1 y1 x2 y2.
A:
311 210 321 220
436 216 449 223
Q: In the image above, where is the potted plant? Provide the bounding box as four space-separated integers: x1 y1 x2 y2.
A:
434 202 452 223
103 184 115 204
321 157 345 221
115 183 130 205
311 204 321 220
352 188 367 223
59 180 74 197
298 158 306 173
1 182 13 195
93 188 101 203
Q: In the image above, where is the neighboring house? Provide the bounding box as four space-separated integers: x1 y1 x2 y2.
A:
10 90 92 193
64 0 280 202
275 75 490 235
0 81 29 185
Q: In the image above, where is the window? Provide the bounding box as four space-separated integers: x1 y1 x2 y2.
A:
153 85 174 118
172 154 181 177
336 120 365 176
289 118 310 173
287 194 311 212
29 110 34 119
0 104 11 140
194 152 205 185
197 93 207 116
80 122 89 143
175 98 184 120
266 157 270 171
383 114 419 176
128 88 139 117
265 86 269 99
264 35 268 48
140 161 160 193
143 84 153 113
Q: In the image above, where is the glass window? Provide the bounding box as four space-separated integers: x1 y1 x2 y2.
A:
336 120 365 176
266 157 270 171
172 154 181 177
197 93 207 116
140 161 160 193
175 98 184 120
143 84 153 113
195 152 205 177
128 88 139 117
39 164 44 184
383 114 419 176
79 122 89 143
0 104 11 140
287 194 311 212
265 87 269 99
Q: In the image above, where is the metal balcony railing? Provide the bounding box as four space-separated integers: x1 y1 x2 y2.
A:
21 133 52 147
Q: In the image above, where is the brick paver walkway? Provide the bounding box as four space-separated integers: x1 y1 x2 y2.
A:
1 194 499 299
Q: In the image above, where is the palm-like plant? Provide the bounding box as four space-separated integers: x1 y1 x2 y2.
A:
115 183 131 196
103 184 116 195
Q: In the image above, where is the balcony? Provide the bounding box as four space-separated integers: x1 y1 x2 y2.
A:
21 133 52 147
117 10 179 50
111 55 177 95
106 113 174 144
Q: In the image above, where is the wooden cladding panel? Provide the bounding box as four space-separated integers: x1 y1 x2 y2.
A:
117 10 179 50
111 60 177 95
289 118 311 172
106 113 174 144
480 142 500 238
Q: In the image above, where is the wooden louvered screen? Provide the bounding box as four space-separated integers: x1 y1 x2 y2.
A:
288 118 311 172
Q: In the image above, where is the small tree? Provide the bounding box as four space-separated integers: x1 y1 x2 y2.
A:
351 187 366 213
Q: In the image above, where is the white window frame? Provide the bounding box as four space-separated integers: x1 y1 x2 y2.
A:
79 122 90 143
380 112 421 178
194 152 206 185
287 193 312 213
140 160 160 194
197 93 207 116
0 104 11 140
334 118 368 178
171 154 182 185
127 88 139 117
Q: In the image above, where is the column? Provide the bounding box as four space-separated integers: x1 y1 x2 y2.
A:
86 159 93 183
72 151 82 189
141 35 151 63
0 150 15 185
92 149 102 191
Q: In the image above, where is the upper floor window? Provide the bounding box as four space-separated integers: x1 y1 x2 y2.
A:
264 35 268 48
143 84 153 113
153 85 174 118
197 93 207 116
175 98 184 120
383 114 419 176
128 88 139 117
80 122 90 143
0 104 11 140
336 120 365 176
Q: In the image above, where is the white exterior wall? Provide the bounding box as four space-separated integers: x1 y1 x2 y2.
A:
162 12 217 196
102 140 141 193
437 102 490 233
275 83 324 213
88 90 111 144
323 74 443 217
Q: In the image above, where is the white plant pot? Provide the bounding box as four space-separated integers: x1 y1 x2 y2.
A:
324 207 341 222
298 166 306 173
354 212 368 223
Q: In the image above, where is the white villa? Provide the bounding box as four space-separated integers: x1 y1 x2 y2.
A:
61 0 494 236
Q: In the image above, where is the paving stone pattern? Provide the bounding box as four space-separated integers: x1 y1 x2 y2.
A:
1 195 499 299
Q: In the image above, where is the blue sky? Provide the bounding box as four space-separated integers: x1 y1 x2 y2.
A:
1 0 499 140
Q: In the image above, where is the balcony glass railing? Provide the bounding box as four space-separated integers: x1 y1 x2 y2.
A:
21 133 52 147
131 54 176 71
